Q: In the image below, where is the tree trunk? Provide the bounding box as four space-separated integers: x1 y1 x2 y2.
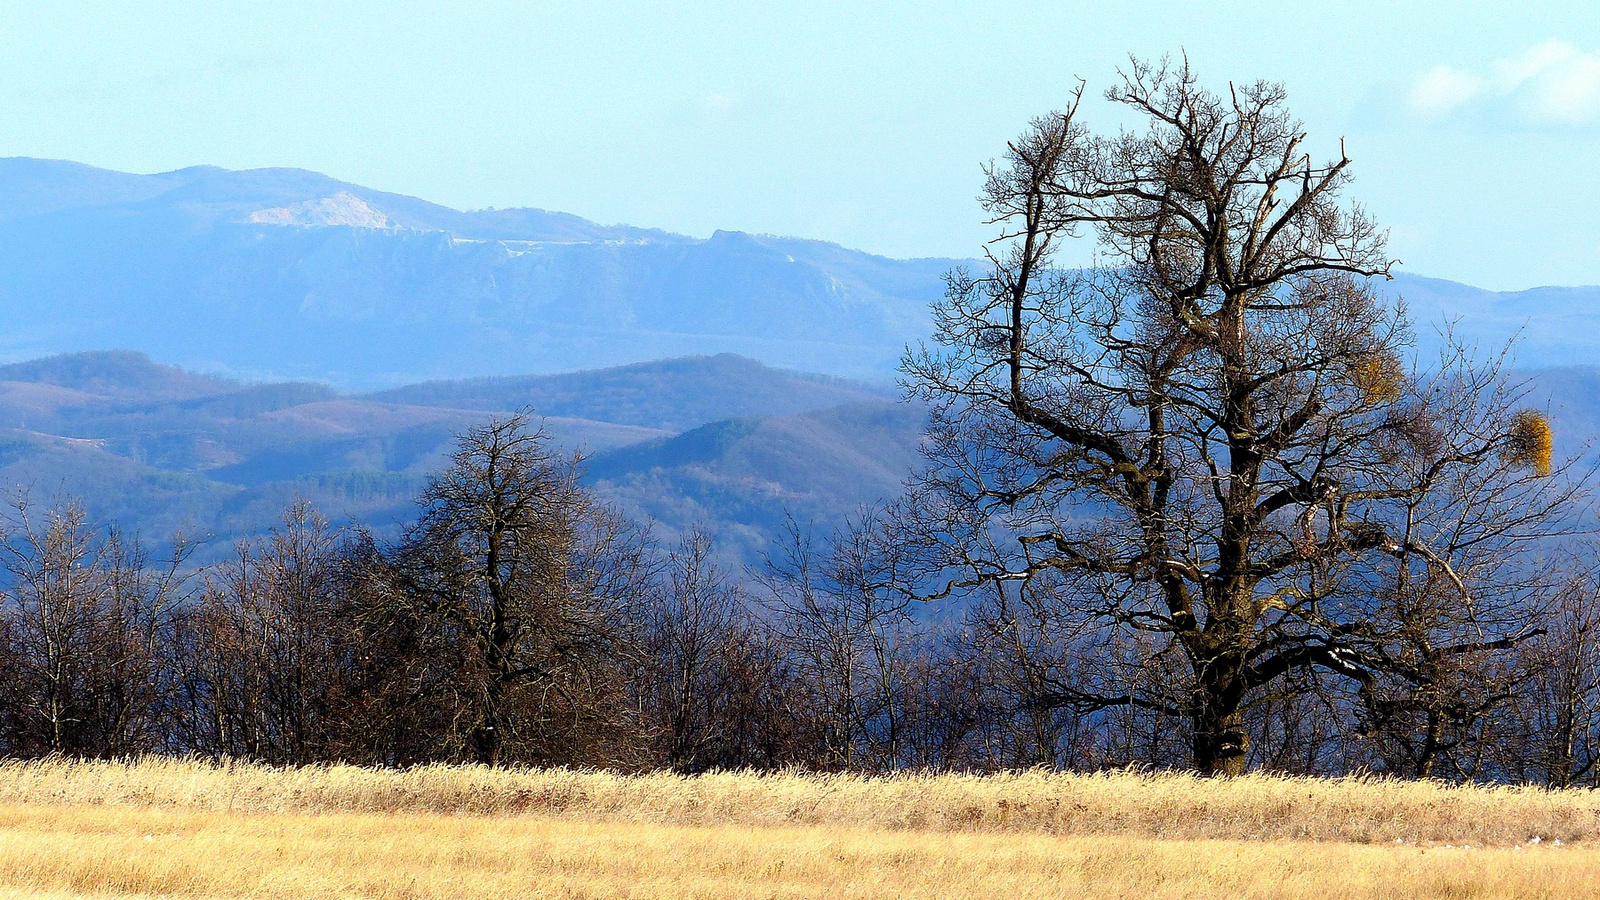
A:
1191 654 1249 777
1416 711 1442 779
1192 706 1248 776
470 670 506 767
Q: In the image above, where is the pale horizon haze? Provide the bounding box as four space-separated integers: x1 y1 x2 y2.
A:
1 2 1595 291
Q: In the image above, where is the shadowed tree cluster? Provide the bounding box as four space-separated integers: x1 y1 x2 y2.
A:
0 406 1590 781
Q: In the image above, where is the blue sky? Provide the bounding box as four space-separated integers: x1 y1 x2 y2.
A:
1 1 1596 290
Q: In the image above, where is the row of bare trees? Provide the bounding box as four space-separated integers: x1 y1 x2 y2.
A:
0 413 1594 782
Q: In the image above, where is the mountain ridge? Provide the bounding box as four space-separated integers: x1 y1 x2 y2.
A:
0 350 920 564
0 157 1598 567
0 157 960 387
0 347 1592 571
8 157 1595 390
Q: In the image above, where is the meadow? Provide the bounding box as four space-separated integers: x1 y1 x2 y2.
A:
0 759 1594 897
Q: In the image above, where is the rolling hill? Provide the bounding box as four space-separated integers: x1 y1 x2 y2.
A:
0 351 922 565
0 347 1590 573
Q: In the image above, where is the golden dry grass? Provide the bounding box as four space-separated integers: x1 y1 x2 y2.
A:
0 759 1596 897
3 757 1598 844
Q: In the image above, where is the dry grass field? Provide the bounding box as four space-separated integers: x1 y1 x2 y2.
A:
0 759 1596 898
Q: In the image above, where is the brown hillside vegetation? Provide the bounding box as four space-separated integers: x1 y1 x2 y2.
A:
0 760 1597 898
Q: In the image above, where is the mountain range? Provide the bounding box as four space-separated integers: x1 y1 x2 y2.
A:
0 159 952 388
0 347 1592 573
0 158 1596 567
1 157 1598 389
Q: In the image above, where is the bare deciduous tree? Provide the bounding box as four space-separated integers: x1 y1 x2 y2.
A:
759 514 921 770
393 414 653 766
639 529 807 771
0 497 192 757
899 57 1582 775
177 500 360 764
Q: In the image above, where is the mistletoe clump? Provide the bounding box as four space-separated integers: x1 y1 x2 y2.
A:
1504 409 1554 477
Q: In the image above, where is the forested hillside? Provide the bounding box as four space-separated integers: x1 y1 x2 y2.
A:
0 346 1590 574
0 350 916 563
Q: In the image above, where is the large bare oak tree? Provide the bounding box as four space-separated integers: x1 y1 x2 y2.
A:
902 58 1580 775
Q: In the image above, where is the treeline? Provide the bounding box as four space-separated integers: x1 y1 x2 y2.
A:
0 413 1595 784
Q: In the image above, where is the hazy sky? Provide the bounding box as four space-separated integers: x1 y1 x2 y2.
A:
1 2 1596 290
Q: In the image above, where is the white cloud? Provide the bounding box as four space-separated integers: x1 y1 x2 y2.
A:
1409 66 1483 117
1523 51 1600 125
1490 40 1577 88
1409 41 1600 126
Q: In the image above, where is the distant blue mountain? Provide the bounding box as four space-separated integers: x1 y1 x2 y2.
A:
0 347 1592 570
366 353 891 432
0 159 953 388
0 158 1598 568
586 401 929 561
0 158 1592 389
1379 274 1600 369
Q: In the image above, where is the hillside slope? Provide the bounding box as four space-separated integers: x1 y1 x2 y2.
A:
0 348 1594 568
0 159 954 387
368 353 892 432
588 401 928 559
0 351 920 564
